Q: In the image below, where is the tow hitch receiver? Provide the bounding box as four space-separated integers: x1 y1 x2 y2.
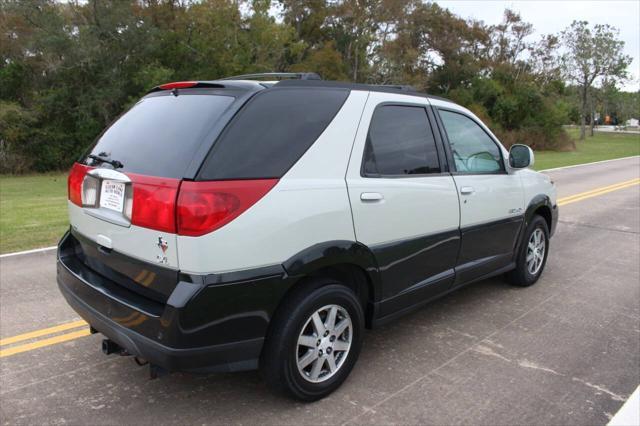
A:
100 339 168 379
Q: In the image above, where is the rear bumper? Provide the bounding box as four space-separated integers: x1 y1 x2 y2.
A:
57 230 292 373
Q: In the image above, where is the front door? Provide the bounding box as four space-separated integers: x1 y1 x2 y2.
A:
346 93 461 317
435 107 525 285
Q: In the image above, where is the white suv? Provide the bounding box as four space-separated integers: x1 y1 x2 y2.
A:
57 73 558 401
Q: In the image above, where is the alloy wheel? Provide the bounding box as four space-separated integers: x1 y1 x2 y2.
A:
526 228 546 275
296 304 352 383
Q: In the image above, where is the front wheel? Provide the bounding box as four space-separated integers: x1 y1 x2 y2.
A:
507 215 550 286
261 282 364 401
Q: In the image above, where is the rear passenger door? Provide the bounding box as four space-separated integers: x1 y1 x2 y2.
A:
346 93 460 316
434 106 525 285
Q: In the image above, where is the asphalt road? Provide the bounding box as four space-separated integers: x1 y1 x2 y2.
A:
1 157 639 425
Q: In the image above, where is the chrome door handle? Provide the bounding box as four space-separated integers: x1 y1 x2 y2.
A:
460 186 475 195
360 192 384 202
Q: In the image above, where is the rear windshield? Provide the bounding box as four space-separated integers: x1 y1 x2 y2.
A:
198 87 349 180
83 93 235 178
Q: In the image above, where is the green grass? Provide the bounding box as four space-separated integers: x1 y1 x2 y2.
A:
0 128 638 254
0 173 68 254
533 128 640 170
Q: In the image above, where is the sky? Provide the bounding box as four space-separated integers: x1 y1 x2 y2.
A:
436 0 640 92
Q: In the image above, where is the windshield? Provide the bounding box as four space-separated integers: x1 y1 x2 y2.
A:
83 93 235 178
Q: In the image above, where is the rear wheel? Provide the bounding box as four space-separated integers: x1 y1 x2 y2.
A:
261 281 364 401
507 215 550 286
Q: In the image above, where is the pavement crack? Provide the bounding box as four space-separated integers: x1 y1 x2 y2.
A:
518 360 564 376
558 220 639 235
340 292 558 426
571 377 626 402
473 345 512 363
473 347 565 378
446 327 479 340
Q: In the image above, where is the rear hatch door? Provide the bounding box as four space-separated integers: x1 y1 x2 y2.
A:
67 87 242 302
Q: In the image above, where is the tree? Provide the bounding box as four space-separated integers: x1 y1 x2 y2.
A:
561 21 632 140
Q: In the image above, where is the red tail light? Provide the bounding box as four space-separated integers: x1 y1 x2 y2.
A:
69 164 276 236
129 174 180 233
177 179 278 237
68 163 92 206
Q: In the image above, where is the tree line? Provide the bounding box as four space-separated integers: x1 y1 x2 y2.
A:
0 0 636 173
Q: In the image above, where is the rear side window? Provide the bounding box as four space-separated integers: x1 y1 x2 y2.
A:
438 110 503 173
363 105 440 176
84 94 235 178
198 88 349 180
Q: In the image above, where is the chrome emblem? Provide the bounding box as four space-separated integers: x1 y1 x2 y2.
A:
156 237 168 264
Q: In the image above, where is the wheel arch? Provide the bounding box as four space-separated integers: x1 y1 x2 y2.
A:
279 241 381 329
525 194 553 230
513 194 554 261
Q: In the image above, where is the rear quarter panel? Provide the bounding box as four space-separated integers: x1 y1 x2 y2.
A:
176 91 370 274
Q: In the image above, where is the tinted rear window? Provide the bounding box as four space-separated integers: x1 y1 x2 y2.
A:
84 94 234 178
363 105 440 176
198 88 349 180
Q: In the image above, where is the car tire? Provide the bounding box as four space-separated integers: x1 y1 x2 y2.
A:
507 215 550 287
260 280 364 402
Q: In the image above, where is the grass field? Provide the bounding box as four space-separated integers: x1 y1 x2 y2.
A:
1 128 638 254
533 128 640 170
0 174 68 254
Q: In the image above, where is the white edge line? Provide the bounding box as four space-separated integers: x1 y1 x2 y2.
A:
608 385 639 426
0 246 57 259
539 155 640 173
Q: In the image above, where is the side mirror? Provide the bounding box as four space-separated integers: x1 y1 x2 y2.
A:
509 144 534 169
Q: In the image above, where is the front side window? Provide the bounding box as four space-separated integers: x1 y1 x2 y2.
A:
363 105 440 176
439 110 503 173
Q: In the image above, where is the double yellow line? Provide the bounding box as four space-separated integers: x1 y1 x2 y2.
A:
1 176 639 359
557 178 639 206
0 320 90 358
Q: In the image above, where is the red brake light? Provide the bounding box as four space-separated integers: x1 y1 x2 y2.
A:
68 163 92 206
129 174 180 233
158 81 198 90
68 167 276 236
177 179 278 237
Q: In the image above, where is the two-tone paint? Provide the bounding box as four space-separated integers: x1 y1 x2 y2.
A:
58 80 557 375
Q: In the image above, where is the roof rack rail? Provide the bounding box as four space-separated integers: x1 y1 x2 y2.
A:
219 72 322 81
377 84 417 91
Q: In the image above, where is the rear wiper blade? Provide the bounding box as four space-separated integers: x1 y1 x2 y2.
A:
88 154 123 169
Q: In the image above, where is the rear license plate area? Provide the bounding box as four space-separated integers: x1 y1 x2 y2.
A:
100 180 126 213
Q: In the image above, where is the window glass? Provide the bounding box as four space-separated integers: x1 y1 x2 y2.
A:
199 88 349 180
363 106 440 176
84 94 235 178
439 110 503 173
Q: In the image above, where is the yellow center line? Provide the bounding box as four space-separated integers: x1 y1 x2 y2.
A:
0 329 91 358
1 177 639 359
557 178 639 204
0 319 87 346
558 179 639 206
